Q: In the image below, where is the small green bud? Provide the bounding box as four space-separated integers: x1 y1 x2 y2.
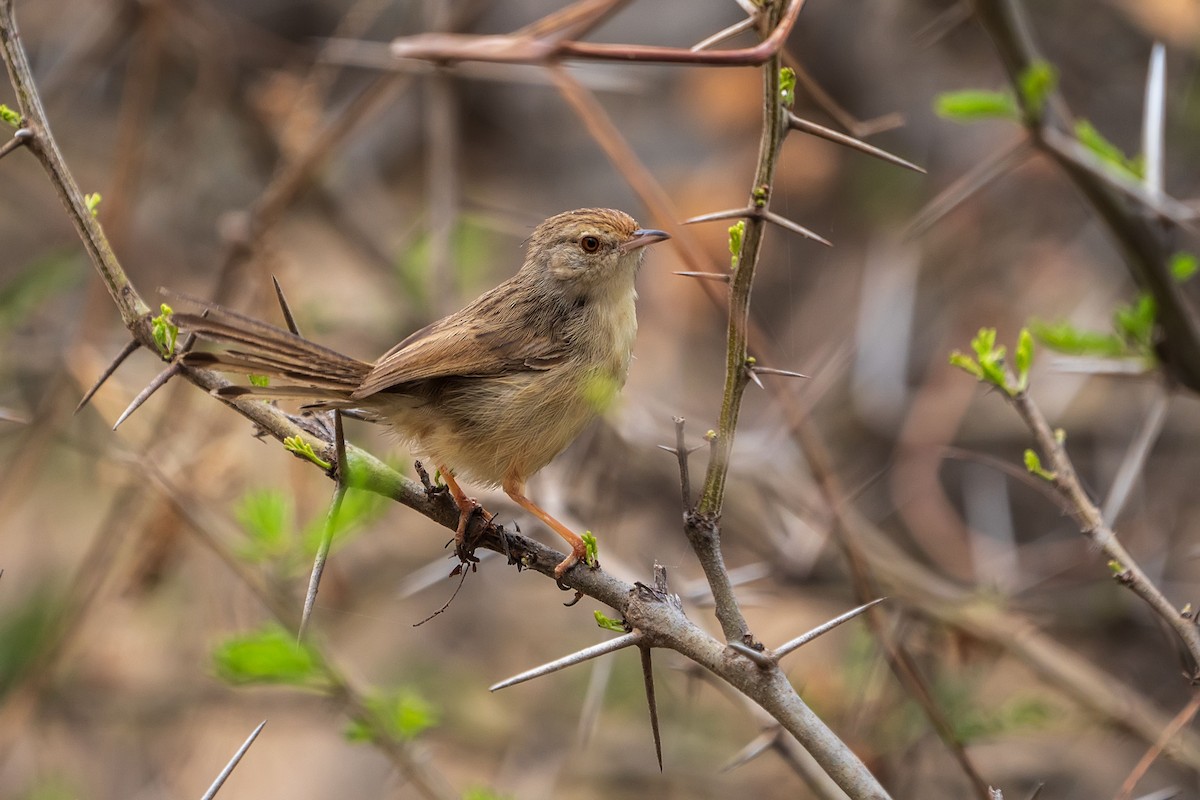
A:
594 611 626 633
284 436 332 470
582 530 599 568
151 303 178 357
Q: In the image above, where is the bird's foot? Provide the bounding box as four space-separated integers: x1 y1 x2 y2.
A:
453 500 493 566
552 536 597 581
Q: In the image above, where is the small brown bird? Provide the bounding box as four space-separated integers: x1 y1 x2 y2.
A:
175 208 669 578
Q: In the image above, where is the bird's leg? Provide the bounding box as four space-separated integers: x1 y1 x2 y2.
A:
503 475 591 579
438 466 491 564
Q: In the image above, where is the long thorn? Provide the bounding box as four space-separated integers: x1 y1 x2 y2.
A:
76 339 140 414
490 631 643 691
200 720 267 800
111 331 196 429
763 210 832 246
721 728 778 772
640 645 663 771
691 16 757 52
750 365 809 379
112 363 180 430
1044 127 1198 225
674 270 731 283
1102 387 1168 526
788 113 925 173
774 597 886 659
299 412 346 642
272 276 301 336
683 207 758 225
728 640 772 668
907 138 1031 237
1142 42 1166 198
912 1 971 49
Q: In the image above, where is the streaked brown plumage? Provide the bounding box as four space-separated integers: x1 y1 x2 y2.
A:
175 208 669 577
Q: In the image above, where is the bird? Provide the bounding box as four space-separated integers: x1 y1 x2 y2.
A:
173 208 669 578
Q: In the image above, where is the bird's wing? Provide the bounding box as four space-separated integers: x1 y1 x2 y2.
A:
352 303 567 399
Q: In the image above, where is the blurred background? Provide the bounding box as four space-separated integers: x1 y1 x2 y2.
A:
3 0 1200 798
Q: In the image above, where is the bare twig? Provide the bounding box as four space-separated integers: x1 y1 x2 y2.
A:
389 0 811 67
1116 689 1200 800
0 125 30 159
1009 387 1200 672
970 0 1200 393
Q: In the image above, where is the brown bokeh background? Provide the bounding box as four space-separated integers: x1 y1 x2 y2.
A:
3 1 1200 798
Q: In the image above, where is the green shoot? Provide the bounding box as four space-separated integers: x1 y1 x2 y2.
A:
594 611 626 633
582 530 599 568
283 436 332 470
151 304 178 357
728 220 745 270
935 90 1018 122
779 67 797 108
213 625 325 687
1023 449 1056 481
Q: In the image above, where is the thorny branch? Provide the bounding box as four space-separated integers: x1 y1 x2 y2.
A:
968 0 1200 393
0 1 890 798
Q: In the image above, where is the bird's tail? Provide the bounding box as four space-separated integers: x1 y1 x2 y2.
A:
167 292 371 401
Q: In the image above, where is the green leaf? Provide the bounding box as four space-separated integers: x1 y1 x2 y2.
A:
0 589 61 698
1013 328 1033 391
151 303 178 357
949 351 984 379
84 193 102 218
0 250 82 332
935 90 1018 122
213 626 325 686
1113 293 1156 348
248 373 270 387
235 489 293 562
970 328 1012 393
396 217 497 306
1169 251 1198 283
1075 120 1143 180
594 611 626 633
779 67 797 109
283 436 332 470
20 777 78 800
1017 61 1057 118
728 220 745 270
1030 320 1129 358
346 690 437 743
0 104 18 128
463 788 513 800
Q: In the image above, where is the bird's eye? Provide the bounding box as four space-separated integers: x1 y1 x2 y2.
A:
579 235 601 253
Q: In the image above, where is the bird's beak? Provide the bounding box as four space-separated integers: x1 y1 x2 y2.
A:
621 228 671 253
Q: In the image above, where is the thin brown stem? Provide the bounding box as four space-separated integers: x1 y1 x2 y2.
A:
1010 389 1200 672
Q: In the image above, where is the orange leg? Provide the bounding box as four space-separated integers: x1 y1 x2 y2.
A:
439 466 490 563
503 475 590 579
